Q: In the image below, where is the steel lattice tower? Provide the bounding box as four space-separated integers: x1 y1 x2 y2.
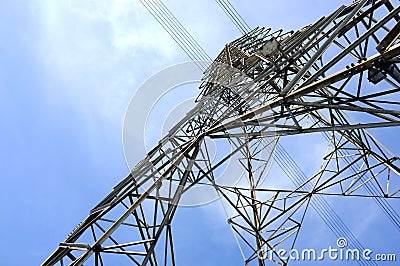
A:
43 1 400 265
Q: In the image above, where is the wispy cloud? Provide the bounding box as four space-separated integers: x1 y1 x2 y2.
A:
31 0 184 129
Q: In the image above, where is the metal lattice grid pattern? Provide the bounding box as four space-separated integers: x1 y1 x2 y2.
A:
43 1 400 265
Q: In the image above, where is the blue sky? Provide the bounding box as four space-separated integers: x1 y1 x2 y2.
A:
1 0 399 265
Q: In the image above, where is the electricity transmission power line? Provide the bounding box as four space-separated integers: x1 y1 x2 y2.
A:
215 0 251 34
43 0 400 265
138 2 399 264
139 0 211 69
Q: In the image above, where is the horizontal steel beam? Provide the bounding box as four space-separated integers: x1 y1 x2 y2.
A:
209 122 400 138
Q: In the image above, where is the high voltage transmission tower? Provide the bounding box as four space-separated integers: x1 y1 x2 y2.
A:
43 0 400 265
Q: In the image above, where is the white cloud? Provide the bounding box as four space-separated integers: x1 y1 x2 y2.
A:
28 0 242 133
31 0 185 130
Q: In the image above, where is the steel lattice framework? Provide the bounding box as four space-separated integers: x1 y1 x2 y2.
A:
43 1 400 265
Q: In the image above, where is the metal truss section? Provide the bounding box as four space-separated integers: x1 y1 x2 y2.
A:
43 1 400 265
